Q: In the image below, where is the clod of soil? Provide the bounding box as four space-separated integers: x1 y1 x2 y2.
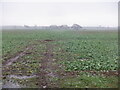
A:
25 52 32 54
44 40 54 42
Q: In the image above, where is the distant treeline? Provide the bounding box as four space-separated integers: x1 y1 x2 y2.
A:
2 24 117 30
2 24 82 30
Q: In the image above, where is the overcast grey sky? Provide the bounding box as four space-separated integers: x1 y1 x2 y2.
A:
1 0 118 27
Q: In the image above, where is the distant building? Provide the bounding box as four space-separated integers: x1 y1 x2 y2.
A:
24 25 29 28
71 24 82 30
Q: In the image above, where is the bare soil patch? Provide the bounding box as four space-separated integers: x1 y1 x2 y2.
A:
44 39 55 42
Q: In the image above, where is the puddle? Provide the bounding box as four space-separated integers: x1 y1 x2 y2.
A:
47 72 56 77
2 80 21 88
6 55 23 66
8 75 38 79
3 74 38 88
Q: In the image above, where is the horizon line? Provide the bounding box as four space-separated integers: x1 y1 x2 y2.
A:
0 25 118 27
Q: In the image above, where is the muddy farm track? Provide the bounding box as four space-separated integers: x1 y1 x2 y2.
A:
38 40 60 88
2 40 62 88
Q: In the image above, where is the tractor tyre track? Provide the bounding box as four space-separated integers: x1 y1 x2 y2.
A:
38 40 60 88
3 45 35 67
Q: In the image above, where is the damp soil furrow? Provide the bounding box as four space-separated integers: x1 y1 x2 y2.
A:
38 40 60 88
3 45 34 67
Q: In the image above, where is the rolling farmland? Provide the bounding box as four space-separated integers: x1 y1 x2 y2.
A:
2 30 118 88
